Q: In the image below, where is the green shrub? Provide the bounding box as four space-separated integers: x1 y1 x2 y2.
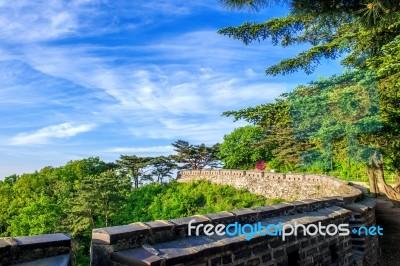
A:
121 180 276 222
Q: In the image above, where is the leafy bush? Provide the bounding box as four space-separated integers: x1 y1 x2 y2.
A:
122 180 276 222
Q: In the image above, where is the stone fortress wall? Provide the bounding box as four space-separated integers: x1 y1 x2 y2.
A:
0 233 71 266
89 170 379 266
177 170 363 202
0 170 380 266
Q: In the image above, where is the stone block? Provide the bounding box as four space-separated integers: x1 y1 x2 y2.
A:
180 235 224 257
207 233 247 252
232 249 251 261
152 239 197 265
12 253 71 266
92 224 149 245
246 257 261 266
14 233 70 250
270 203 295 215
261 253 272 262
229 208 259 223
251 206 281 219
110 247 163 266
0 237 18 263
204 211 236 225
144 220 174 233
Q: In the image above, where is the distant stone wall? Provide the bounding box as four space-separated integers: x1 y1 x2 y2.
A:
178 169 362 202
0 233 71 266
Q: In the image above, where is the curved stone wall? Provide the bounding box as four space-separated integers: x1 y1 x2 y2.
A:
89 170 379 266
1 170 379 266
178 169 363 203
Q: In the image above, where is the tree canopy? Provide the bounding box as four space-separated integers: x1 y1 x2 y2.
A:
171 140 220 169
0 156 273 264
219 0 400 201
219 0 400 75
218 125 273 169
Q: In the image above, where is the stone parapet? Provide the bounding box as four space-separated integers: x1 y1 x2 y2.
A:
0 233 71 266
178 170 363 203
94 206 354 265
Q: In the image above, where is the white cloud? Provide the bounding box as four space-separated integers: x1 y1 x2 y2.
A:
245 68 256 78
0 1 83 42
0 1 221 44
17 34 286 116
10 122 96 145
0 3 302 177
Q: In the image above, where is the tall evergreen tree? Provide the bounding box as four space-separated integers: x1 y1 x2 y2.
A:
219 0 400 75
171 140 220 170
117 155 152 188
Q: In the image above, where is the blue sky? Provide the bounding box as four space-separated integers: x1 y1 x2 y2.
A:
0 1 343 178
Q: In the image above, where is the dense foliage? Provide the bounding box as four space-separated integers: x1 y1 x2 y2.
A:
0 157 273 265
3 3 400 266
218 125 273 169
219 0 400 75
218 0 400 200
171 140 220 169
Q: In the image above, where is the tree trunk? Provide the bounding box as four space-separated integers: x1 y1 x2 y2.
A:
133 169 139 188
367 166 379 197
396 169 400 187
375 162 400 204
105 200 109 227
90 209 96 228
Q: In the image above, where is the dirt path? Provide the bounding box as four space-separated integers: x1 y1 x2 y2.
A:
375 196 400 265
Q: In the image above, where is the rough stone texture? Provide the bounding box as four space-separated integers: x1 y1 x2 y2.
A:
12 253 71 266
1 171 378 266
106 207 354 266
345 198 380 266
0 233 71 266
89 196 381 265
87 171 377 266
177 170 362 202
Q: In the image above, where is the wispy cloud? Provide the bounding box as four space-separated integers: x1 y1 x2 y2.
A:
0 1 343 178
18 30 287 113
10 123 96 145
0 1 87 42
0 0 220 44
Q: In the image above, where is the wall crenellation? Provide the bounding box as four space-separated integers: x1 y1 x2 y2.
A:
0 233 71 266
0 171 380 266
178 169 362 202
88 171 379 265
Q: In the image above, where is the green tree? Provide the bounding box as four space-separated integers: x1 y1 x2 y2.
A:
7 194 62 237
0 180 14 236
223 98 314 171
148 156 177 184
367 37 400 182
219 0 400 75
171 140 220 169
218 125 273 169
219 0 400 202
67 170 131 236
117 155 152 188
147 180 270 219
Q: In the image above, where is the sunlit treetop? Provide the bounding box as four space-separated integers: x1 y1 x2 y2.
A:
219 0 400 75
